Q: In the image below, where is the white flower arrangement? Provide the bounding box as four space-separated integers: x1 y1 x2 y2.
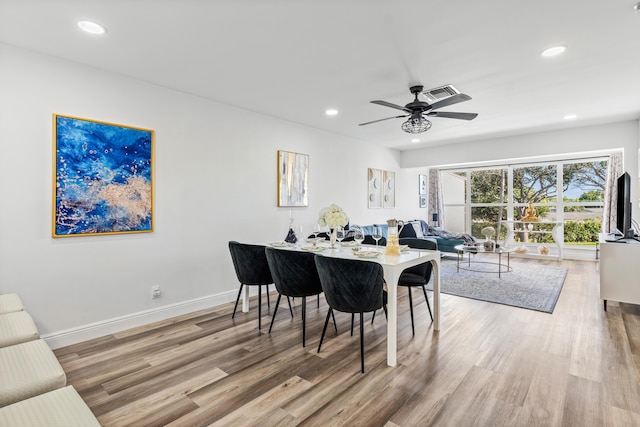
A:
318 204 348 229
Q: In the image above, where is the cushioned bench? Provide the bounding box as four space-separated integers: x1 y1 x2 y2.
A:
0 311 40 348
0 386 100 427
0 294 24 315
0 339 67 407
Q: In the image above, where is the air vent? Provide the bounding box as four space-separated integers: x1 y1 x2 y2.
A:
422 84 461 104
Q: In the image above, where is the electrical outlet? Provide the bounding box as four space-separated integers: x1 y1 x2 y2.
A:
151 285 161 299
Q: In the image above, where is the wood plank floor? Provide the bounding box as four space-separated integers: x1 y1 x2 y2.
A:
54 258 640 426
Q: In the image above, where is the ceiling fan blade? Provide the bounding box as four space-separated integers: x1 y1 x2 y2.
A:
359 115 409 126
371 100 412 113
427 111 478 120
428 93 472 110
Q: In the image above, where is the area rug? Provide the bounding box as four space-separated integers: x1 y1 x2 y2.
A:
426 259 568 313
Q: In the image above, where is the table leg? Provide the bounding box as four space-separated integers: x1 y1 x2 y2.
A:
432 258 440 332
498 252 502 278
242 287 250 313
384 270 399 367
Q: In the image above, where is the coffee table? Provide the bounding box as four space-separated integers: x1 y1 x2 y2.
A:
455 244 514 278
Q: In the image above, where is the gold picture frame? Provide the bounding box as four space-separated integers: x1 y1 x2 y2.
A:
53 114 154 237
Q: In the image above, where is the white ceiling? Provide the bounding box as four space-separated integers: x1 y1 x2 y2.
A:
1 1 640 150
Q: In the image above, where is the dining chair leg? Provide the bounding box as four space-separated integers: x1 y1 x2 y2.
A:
360 312 365 373
351 313 355 336
302 296 307 347
258 285 262 330
422 285 433 321
371 310 376 324
268 294 282 333
232 284 244 319
287 296 294 318
318 308 333 353
331 309 338 334
317 294 320 308
408 287 415 336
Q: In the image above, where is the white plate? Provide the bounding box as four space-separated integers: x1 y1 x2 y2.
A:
353 251 380 258
301 246 325 252
399 245 408 251
269 241 288 247
341 241 358 247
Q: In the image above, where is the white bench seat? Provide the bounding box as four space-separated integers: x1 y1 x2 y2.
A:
0 339 66 407
0 311 39 348
0 386 100 427
0 294 24 315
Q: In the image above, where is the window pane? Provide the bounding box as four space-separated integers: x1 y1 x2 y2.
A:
563 161 607 202
470 169 507 203
471 206 508 240
513 165 556 204
513 205 557 222
563 206 602 245
443 206 465 233
441 171 466 204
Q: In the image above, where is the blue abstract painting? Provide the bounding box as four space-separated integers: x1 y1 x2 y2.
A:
53 115 154 237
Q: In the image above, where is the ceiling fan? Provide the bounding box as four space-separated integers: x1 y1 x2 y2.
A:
359 84 478 134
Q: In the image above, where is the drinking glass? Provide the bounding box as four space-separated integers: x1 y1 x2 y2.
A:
372 226 382 250
295 225 304 246
312 223 321 246
353 226 365 247
335 225 345 246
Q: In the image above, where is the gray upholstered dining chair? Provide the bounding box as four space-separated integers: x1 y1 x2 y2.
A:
371 238 436 335
265 247 327 347
228 241 273 330
315 255 385 373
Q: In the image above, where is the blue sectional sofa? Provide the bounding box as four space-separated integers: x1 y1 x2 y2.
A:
350 220 472 254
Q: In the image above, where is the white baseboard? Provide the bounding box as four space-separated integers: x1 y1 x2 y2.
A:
42 290 237 350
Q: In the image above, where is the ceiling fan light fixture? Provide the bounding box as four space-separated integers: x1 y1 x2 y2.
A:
401 116 431 134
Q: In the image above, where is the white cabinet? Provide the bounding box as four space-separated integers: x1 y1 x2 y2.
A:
504 220 564 260
599 234 640 310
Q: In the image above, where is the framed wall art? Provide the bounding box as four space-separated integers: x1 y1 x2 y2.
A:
53 114 154 237
419 195 427 208
419 174 427 195
277 150 309 207
368 168 382 208
383 170 395 208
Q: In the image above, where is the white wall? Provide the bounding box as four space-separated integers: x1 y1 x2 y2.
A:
0 43 429 346
402 120 640 224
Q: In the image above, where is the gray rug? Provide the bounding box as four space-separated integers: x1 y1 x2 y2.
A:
426 259 568 313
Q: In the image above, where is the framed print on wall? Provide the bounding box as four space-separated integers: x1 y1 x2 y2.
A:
53 114 154 237
368 168 382 208
419 174 427 195
419 195 427 208
277 150 309 207
383 170 395 208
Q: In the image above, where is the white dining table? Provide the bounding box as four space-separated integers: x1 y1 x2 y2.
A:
245 242 440 367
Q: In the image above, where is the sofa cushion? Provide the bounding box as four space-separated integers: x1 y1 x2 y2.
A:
0 386 100 427
0 339 66 407
0 294 24 315
0 311 40 348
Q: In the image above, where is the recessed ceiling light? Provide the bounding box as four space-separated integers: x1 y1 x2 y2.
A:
563 114 577 120
411 138 420 143
77 21 107 35
634 2 640 12
325 109 338 116
541 45 566 57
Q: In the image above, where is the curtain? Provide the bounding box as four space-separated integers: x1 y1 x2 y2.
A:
601 152 623 233
428 168 445 228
